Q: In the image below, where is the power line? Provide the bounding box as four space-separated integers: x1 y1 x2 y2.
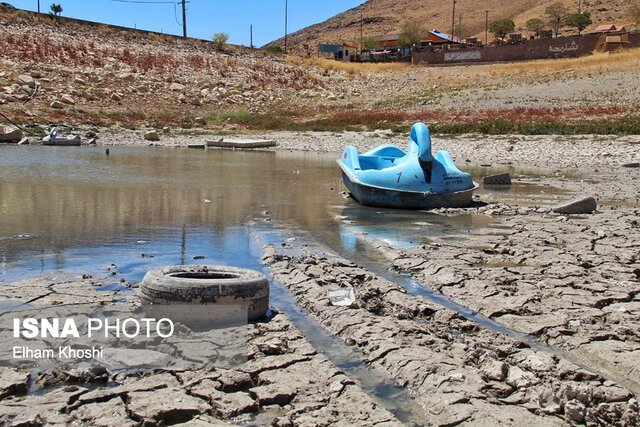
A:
110 0 187 37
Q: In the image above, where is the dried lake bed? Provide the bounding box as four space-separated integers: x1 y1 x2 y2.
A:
0 132 639 425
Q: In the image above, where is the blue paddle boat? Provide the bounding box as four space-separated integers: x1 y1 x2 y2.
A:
338 123 478 209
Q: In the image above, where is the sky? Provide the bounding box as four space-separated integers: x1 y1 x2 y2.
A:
10 0 364 47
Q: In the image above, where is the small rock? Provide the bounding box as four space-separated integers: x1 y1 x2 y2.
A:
170 83 186 91
552 196 597 214
144 131 160 141
506 366 538 389
61 94 75 105
50 100 65 109
110 92 122 101
17 74 35 88
256 337 288 355
481 360 507 381
564 399 586 423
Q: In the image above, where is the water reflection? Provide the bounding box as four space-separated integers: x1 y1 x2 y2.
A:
1 145 506 282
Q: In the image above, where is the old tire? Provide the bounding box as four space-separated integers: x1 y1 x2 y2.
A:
140 265 269 321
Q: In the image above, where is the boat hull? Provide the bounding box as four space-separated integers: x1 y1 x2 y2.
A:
43 140 81 146
341 170 478 209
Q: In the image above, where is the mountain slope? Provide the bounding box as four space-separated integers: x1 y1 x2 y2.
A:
268 0 639 54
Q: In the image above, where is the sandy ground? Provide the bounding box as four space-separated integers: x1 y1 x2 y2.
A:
1 131 639 425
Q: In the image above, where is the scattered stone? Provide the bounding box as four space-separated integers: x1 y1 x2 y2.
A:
170 83 186 91
60 94 75 105
564 399 586 423
552 196 597 214
17 74 35 88
0 125 23 142
255 337 288 355
144 131 160 141
110 92 122 101
50 100 65 109
481 360 507 381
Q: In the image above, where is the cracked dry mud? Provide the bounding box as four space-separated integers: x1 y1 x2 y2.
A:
264 243 639 426
0 278 401 426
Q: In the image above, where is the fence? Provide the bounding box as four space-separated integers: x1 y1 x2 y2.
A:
413 32 640 65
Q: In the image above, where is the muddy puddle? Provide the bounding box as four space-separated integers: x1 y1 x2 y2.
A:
0 145 571 281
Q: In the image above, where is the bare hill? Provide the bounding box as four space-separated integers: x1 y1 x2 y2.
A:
268 0 639 54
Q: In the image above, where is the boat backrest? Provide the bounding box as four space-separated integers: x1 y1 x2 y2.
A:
408 123 432 162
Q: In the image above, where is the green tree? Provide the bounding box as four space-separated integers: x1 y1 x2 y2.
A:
361 36 378 51
489 19 515 42
397 19 426 50
566 12 592 35
211 32 229 51
454 23 470 40
49 3 62 16
525 18 546 38
545 2 568 37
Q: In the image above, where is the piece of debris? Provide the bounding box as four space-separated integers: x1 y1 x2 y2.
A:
206 138 277 149
552 196 597 214
193 255 205 260
328 288 356 307
483 173 512 186
188 144 206 149
17 137 29 145
622 162 640 168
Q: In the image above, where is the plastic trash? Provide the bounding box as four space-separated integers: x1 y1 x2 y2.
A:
328 288 356 307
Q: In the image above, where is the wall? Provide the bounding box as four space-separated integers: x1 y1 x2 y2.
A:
413 32 640 65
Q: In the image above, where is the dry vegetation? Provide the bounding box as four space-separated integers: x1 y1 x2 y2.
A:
481 46 640 76
285 55 412 74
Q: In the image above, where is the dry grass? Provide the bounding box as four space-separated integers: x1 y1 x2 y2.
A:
480 47 640 76
285 56 412 74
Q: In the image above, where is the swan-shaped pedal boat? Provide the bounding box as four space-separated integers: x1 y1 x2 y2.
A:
338 123 478 209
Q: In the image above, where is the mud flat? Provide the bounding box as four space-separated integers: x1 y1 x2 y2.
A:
0 277 401 425
264 243 639 425
391 200 640 391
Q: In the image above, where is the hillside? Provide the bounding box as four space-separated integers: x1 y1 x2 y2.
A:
1 7 639 137
268 0 639 54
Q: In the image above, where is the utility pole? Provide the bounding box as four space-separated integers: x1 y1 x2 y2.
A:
458 13 462 40
578 0 581 13
284 0 288 54
37 0 40 13
485 10 489 46
451 0 456 42
250 25 253 49
360 12 363 55
181 0 187 38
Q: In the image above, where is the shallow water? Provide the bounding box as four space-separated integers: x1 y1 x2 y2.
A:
0 145 569 424
0 145 525 282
